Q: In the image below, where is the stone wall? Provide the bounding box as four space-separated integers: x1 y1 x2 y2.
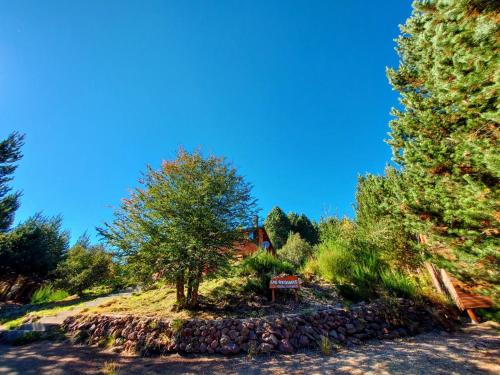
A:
63 298 451 356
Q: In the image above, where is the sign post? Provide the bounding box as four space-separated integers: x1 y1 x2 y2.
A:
269 275 301 303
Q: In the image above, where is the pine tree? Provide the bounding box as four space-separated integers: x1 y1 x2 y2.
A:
264 206 291 249
0 132 25 232
387 0 499 288
288 212 319 245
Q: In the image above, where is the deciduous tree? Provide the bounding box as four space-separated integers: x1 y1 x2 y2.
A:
99 148 257 308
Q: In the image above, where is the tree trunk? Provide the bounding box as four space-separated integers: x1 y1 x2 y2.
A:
176 273 185 304
187 269 202 308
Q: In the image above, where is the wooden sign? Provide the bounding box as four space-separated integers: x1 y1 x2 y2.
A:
269 275 300 289
269 276 300 303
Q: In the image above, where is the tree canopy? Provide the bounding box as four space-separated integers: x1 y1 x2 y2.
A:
0 132 25 232
264 206 291 249
99 148 257 307
377 0 499 288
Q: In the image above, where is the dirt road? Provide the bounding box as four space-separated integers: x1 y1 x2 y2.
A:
0 322 498 375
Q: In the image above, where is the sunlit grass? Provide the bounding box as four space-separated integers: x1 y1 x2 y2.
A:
86 277 247 320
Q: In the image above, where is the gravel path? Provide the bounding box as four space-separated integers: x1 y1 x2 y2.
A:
0 322 498 374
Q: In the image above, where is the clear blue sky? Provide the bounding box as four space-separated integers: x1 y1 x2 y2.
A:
1 1 411 243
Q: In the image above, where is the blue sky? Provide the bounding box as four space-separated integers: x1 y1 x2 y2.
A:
1 1 411 242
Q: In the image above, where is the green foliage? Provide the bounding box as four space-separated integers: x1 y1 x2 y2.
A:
241 249 295 294
305 216 421 301
264 206 291 249
0 214 69 278
56 238 115 296
0 132 24 232
319 335 332 356
380 269 418 299
31 285 69 304
99 148 257 308
385 0 500 292
288 212 319 245
355 169 421 269
278 232 313 267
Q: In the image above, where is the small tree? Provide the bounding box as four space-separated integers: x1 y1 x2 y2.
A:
0 214 69 279
0 132 25 232
264 206 291 249
56 237 115 295
278 232 313 267
99 148 257 308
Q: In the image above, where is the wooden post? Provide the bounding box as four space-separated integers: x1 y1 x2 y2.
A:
271 288 275 303
425 262 445 295
466 308 480 324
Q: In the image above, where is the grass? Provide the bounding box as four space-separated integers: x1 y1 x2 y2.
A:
380 269 418 299
31 285 69 304
0 287 113 330
101 361 119 375
319 335 332 356
87 274 253 319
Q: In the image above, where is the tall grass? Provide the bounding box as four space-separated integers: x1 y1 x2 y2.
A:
303 218 420 301
31 285 69 304
380 269 417 298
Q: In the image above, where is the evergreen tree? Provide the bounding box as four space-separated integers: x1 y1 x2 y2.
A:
387 0 499 287
0 214 69 278
0 132 25 232
264 206 291 249
355 168 420 268
288 212 319 245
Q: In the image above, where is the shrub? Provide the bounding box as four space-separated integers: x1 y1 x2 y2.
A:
241 249 295 294
31 285 69 304
380 269 418 299
56 240 115 296
278 233 313 267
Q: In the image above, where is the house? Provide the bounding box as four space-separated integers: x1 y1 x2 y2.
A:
234 227 275 258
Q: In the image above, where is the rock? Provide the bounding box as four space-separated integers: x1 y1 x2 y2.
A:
266 334 279 346
210 340 219 349
228 330 239 340
298 335 309 347
279 339 294 353
345 324 356 335
259 342 274 353
199 343 207 353
220 334 230 346
329 330 338 339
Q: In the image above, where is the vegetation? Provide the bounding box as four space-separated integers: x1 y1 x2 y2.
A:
288 212 319 245
31 285 69 304
100 148 257 308
56 236 115 296
384 0 499 292
278 232 313 267
240 249 295 294
0 131 24 232
304 218 419 301
264 206 291 249
0 214 70 279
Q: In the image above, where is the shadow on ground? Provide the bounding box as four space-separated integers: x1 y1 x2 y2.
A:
0 323 498 375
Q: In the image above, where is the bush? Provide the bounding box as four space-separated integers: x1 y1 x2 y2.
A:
380 269 418 299
240 249 295 294
31 285 69 304
56 240 115 296
278 233 313 267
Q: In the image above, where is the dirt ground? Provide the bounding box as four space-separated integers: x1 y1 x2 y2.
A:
0 322 498 375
